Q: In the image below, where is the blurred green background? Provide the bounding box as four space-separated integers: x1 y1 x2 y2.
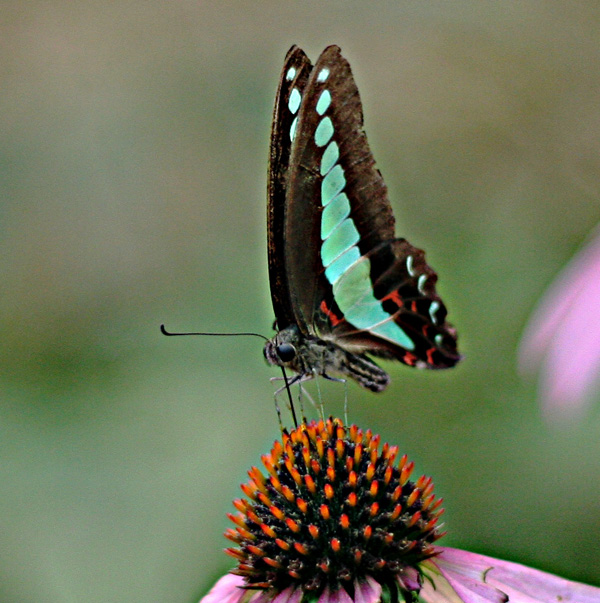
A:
1 2 599 601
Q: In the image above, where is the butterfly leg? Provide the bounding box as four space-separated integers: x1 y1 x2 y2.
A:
297 382 308 424
343 379 348 425
288 374 319 422
271 372 310 426
322 373 349 424
269 377 286 429
297 382 321 421
270 374 312 395
322 373 346 385
312 370 327 421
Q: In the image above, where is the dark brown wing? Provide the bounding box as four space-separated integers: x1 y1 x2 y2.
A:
267 46 313 331
282 45 459 368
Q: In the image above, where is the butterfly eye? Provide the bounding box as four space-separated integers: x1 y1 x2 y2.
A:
276 343 296 363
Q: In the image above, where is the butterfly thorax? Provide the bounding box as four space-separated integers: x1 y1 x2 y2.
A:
263 325 390 392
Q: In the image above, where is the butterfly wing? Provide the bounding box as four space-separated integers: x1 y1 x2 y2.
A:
267 46 314 331
282 45 459 369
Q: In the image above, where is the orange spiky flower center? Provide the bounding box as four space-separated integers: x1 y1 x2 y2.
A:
225 418 445 602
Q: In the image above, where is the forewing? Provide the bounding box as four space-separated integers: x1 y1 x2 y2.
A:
267 45 313 331
283 44 394 334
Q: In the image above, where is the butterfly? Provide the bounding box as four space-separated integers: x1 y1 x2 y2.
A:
263 45 460 392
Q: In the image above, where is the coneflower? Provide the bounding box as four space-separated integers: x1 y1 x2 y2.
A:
200 418 600 603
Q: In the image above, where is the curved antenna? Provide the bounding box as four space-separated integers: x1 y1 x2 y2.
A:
160 324 268 341
160 324 298 428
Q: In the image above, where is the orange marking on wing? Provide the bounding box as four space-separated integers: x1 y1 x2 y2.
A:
411 301 418 312
320 300 343 326
403 352 417 366
426 348 436 365
381 290 403 307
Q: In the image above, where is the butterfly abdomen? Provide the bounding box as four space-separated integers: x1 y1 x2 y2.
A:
339 352 390 392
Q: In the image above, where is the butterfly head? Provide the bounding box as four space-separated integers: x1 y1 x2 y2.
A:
263 325 302 369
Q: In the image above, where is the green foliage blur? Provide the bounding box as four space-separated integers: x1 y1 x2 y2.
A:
1 2 599 601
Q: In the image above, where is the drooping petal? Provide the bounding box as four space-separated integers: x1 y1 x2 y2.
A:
199 573 251 603
419 568 486 603
419 551 507 603
353 576 382 603
483 554 600 602
519 226 600 419
425 547 600 603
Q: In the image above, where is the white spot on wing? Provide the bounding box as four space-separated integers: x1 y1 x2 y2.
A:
429 301 440 325
286 67 296 81
289 116 298 141
316 89 331 116
288 87 301 114
317 68 330 82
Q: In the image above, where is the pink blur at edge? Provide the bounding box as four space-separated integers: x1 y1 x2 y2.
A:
519 227 600 420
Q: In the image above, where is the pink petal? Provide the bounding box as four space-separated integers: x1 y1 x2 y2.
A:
428 547 600 603
483 555 600 602
286 589 303 603
397 565 421 591
537 277 600 417
419 567 482 603
520 230 600 366
272 586 303 603
353 576 382 603
519 227 600 418
199 573 250 603
419 550 507 603
318 585 353 603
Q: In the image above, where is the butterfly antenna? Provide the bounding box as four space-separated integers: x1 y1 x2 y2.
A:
160 324 268 341
161 324 300 427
